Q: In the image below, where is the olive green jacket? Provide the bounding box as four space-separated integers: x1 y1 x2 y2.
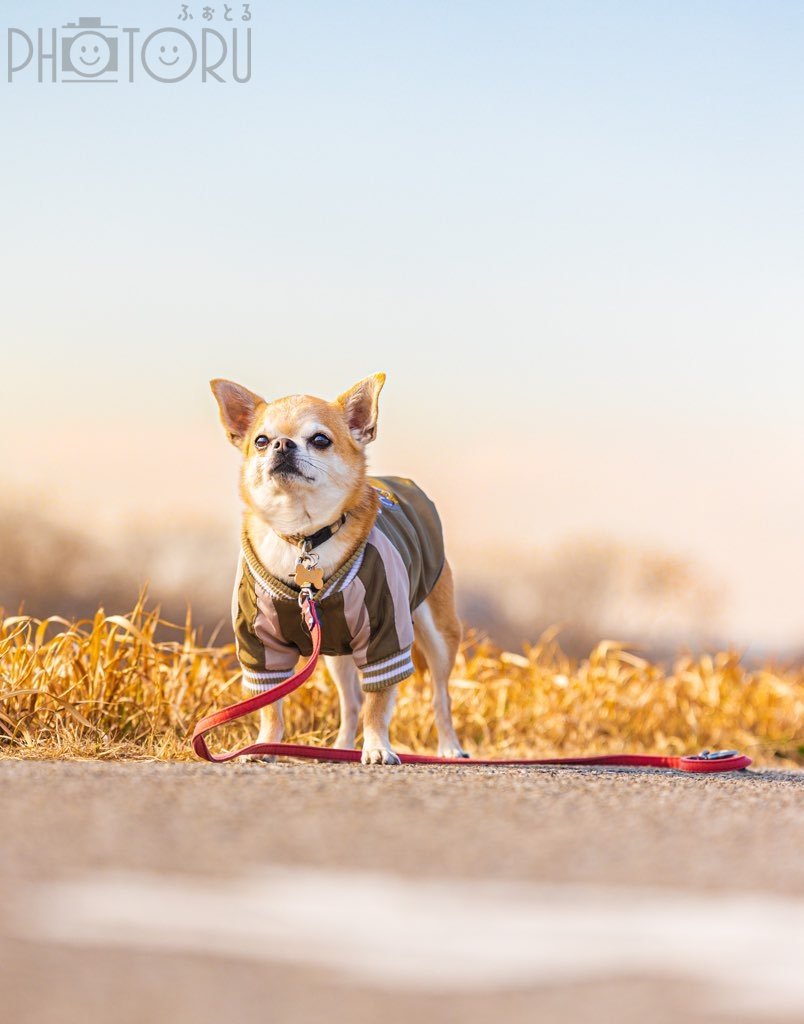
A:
234 477 445 693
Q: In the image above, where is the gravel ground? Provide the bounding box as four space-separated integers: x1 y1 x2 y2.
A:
1 758 802 1024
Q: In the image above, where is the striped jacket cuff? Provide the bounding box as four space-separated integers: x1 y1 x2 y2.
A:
360 648 415 692
241 666 296 692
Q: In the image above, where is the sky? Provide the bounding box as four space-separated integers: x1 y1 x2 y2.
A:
1 1 803 647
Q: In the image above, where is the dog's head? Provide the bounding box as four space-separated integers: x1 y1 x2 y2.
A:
210 374 385 533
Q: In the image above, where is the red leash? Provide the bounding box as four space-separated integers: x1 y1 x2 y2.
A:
192 592 752 774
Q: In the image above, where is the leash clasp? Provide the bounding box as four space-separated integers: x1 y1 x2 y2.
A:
696 749 740 761
298 585 319 637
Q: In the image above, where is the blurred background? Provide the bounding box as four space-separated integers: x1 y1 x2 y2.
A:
2 0 803 660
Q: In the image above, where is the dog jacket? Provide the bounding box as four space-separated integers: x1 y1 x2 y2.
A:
233 477 445 693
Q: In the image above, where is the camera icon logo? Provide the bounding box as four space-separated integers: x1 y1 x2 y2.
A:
61 16 119 82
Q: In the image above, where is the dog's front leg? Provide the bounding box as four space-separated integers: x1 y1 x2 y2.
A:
361 685 401 765
324 655 363 749
245 700 284 763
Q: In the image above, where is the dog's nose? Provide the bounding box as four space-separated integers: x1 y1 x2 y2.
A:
273 437 297 453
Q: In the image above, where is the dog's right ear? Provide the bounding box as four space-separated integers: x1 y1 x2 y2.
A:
210 379 266 449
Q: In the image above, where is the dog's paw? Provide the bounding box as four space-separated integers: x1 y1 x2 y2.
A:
361 746 401 766
243 754 276 764
438 745 470 760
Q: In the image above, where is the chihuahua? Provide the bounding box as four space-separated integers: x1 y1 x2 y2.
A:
211 373 468 765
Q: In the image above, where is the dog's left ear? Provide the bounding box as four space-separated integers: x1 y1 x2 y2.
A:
337 373 386 445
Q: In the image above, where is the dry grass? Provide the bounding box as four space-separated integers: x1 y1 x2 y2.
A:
1 596 802 766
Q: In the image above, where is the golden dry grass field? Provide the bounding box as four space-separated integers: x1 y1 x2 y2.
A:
1 595 802 767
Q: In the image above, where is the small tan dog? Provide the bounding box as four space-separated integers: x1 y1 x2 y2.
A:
211 373 468 765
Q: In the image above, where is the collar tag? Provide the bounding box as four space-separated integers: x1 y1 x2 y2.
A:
292 545 324 591
294 562 324 590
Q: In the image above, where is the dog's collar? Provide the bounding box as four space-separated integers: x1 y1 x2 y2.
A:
241 528 366 602
278 513 347 552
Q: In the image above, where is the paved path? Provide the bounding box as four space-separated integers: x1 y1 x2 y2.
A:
1 759 802 1024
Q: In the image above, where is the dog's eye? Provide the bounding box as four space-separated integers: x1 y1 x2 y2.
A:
309 433 332 450
254 435 271 451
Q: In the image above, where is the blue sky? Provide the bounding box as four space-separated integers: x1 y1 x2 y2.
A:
2 1 803 643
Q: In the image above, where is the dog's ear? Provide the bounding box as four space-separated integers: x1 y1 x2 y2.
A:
210 379 266 448
337 373 386 445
